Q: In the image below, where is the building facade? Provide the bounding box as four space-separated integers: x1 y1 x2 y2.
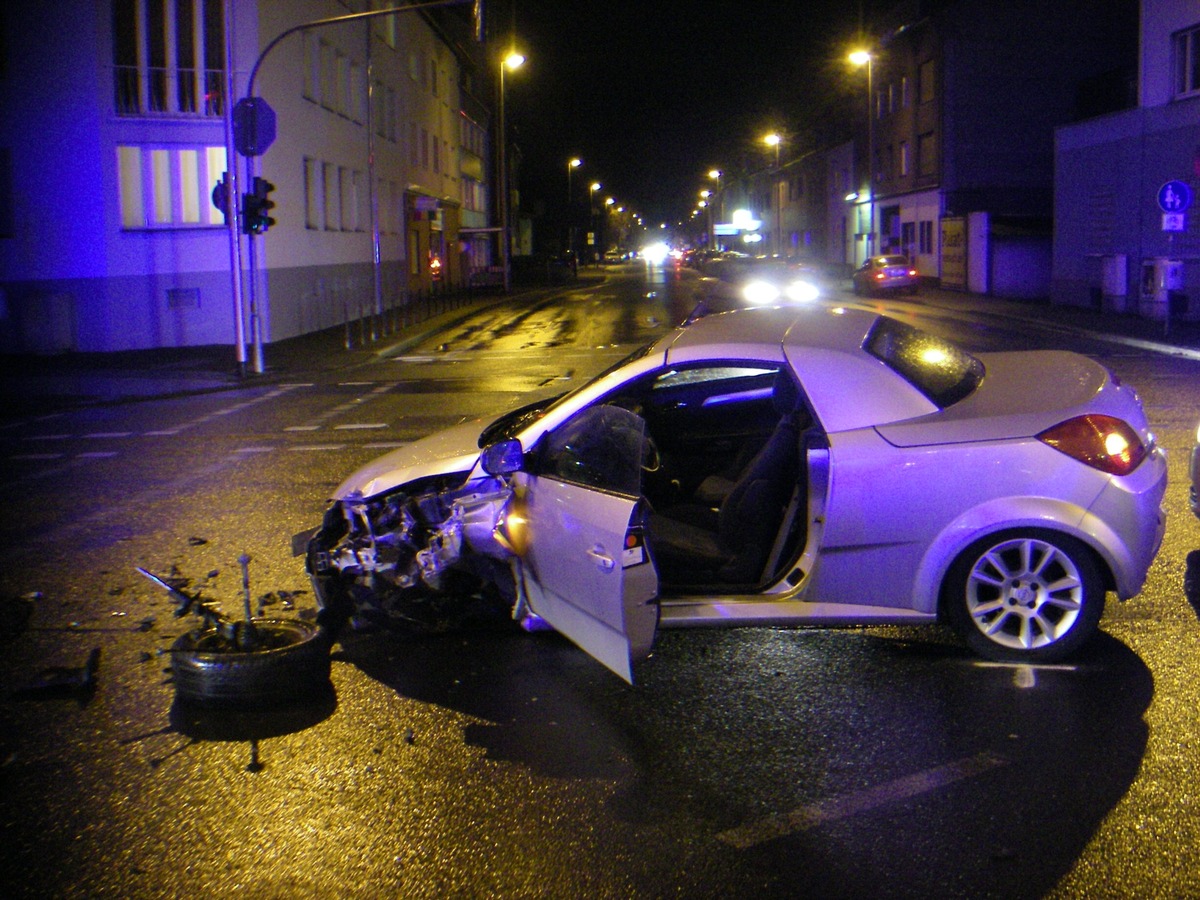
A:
1053 0 1200 319
0 0 492 354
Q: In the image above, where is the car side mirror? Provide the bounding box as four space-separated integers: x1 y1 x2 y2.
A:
481 439 524 476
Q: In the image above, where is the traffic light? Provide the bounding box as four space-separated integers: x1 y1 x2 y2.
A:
241 176 276 235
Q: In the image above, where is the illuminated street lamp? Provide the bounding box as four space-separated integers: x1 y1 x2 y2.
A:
849 49 874 263
587 182 601 264
566 157 582 260
498 49 525 291
763 133 783 255
567 157 581 202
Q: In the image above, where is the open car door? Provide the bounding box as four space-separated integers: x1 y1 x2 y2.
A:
514 405 659 683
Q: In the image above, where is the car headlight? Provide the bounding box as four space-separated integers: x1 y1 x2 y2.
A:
741 280 781 304
784 279 820 302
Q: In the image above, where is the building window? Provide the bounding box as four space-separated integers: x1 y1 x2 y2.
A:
918 59 936 104
117 144 226 229
112 0 226 117
323 162 338 230
304 157 322 230
901 75 910 108
917 131 937 176
1174 24 1200 97
919 220 933 254
899 141 910 177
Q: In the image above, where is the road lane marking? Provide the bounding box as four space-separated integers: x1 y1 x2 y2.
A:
363 441 409 449
333 423 389 430
82 432 132 439
715 751 1008 849
288 444 346 452
973 661 1078 689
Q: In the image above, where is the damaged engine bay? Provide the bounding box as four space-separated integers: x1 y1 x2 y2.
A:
301 474 525 633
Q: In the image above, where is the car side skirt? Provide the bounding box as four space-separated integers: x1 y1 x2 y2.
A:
658 598 935 628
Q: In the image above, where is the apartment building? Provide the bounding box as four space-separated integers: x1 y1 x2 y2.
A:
0 0 490 354
1054 0 1200 319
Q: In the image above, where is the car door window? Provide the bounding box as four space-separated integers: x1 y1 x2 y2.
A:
540 405 645 495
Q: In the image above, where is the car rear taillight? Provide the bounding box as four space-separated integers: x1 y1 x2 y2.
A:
1037 414 1147 476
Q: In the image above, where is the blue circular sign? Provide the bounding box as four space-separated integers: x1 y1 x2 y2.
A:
1158 180 1192 213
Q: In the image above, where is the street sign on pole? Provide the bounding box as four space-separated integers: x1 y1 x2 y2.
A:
233 97 276 157
1157 180 1192 213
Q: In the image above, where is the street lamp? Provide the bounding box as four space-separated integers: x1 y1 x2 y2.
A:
763 133 783 256
588 182 601 263
566 157 581 260
567 157 581 202
498 49 525 292
850 49 874 263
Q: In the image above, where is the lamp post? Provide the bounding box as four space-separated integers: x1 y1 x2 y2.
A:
763 133 782 256
707 169 723 250
850 49 874 264
566 157 581 260
498 49 525 292
588 182 601 264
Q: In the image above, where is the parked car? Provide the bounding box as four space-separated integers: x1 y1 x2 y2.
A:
296 305 1167 682
699 256 822 308
852 254 920 295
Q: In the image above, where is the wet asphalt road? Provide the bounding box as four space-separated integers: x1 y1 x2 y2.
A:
1 265 1200 898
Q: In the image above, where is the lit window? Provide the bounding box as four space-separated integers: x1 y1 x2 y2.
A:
1174 24 1200 97
116 144 227 229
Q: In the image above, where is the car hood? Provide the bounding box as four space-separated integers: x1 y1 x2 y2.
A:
875 350 1145 447
332 417 485 499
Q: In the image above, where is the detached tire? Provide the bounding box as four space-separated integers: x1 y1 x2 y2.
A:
170 618 333 707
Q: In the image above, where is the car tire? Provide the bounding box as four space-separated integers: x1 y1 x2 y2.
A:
170 618 333 707
940 530 1105 662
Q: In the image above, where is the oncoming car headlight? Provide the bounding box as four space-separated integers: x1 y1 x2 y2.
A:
784 279 820 302
742 280 781 305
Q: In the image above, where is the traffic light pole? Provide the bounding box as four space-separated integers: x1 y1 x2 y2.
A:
232 0 476 374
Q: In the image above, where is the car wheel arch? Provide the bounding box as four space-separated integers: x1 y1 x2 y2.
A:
909 496 1125 616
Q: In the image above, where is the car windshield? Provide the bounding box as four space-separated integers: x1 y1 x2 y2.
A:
864 317 984 408
477 341 659 446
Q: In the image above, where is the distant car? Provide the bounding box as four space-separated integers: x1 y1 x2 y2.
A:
699 256 822 307
852 254 920 295
297 305 1167 683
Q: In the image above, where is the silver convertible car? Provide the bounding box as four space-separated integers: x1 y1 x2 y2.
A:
296 305 1167 682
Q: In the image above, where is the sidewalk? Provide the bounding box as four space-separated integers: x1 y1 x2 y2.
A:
2 284 1198 419
0 291 511 419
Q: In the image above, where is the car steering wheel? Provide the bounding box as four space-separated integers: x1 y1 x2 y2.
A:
642 434 661 473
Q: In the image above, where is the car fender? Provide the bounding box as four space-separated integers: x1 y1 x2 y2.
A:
910 495 1130 615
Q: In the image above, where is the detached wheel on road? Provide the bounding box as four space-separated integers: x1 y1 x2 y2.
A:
941 530 1105 662
170 618 333 707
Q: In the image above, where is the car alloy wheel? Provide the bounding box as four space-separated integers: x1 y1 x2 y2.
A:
943 530 1105 662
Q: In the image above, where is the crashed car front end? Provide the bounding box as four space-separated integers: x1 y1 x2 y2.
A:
299 471 522 633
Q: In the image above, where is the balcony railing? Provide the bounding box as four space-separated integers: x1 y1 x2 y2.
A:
114 65 225 117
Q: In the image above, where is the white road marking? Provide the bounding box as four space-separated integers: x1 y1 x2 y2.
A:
233 446 275 454
82 432 132 439
284 425 322 431
972 660 1078 689
363 441 409 449
288 444 346 452
715 751 1008 849
76 451 119 459
333 422 389 430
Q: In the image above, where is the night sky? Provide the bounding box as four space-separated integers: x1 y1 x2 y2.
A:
500 0 892 228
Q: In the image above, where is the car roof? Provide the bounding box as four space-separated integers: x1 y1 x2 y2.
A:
662 305 939 431
663 305 878 361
